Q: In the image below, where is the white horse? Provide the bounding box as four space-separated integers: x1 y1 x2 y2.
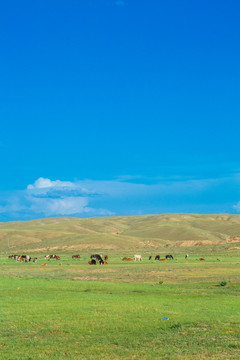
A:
134 255 142 262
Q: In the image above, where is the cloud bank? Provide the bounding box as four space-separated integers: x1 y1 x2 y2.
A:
0 177 113 220
0 175 239 221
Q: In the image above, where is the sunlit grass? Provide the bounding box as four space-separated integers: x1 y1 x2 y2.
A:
0 255 240 359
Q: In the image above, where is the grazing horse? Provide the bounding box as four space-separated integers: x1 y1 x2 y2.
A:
24 255 31 262
56 256 60 260
149 256 152 260
134 255 142 262
8 255 14 259
33 257 37 263
91 254 104 264
72 255 80 259
155 255 160 260
165 254 174 260
17 256 25 262
122 257 133 261
45 254 58 260
20 255 31 262
185 254 189 259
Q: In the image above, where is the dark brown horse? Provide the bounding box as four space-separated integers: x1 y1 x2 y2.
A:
165 255 174 260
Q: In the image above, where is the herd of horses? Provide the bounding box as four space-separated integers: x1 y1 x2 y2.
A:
8 253 192 264
88 254 108 265
8 254 37 263
8 253 109 265
122 254 175 261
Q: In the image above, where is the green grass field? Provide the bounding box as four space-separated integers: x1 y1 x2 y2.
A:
0 215 240 359
1 254 240 359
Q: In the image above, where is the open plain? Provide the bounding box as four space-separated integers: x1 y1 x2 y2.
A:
0 215 240 359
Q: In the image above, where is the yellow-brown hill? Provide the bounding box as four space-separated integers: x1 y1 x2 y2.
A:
1 214 240 254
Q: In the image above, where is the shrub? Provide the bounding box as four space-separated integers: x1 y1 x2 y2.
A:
170 322 182 329
158 280 164 285
220 281 227 287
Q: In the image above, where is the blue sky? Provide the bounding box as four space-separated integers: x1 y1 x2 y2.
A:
0 0 240 221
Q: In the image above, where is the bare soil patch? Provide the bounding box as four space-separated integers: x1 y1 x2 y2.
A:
173 240 224 247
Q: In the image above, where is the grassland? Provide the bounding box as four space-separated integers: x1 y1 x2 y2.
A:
0 215 240 359
1 254 240 359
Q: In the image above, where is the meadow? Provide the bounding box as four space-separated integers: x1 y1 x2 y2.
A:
1 215 240 359
0 253 240 359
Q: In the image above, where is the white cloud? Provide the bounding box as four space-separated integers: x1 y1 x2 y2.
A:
0 175 237 221
27 177 74 189
29 196 89 216
27 177 90 193
0 177 114 219
26 177 95 198
233 202 240 212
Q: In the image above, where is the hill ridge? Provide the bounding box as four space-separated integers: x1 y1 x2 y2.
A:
1 214 240 253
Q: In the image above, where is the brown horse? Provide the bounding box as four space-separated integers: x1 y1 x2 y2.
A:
17 256 25 262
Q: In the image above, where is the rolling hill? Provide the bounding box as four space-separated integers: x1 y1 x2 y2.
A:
1 214 240 254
